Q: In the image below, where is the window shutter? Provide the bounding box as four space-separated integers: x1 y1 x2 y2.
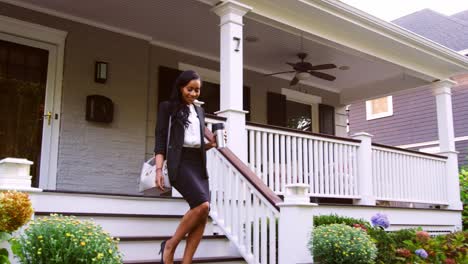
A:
267 92 286 127
319 104 335 135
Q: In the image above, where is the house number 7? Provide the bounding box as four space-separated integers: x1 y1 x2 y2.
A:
233 37 241 52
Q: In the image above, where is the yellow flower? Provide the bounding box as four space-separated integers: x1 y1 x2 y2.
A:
108 249 113 254
80 241 86 246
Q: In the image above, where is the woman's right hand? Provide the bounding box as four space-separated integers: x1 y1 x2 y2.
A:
156 169 165 191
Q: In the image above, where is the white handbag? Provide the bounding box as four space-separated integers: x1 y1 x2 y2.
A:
138 116 172 192
138 157 171 192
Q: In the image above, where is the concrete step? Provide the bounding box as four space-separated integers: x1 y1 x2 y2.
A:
30 191 189 215
34 212 218 237
119 235 240 261
124 256 246 264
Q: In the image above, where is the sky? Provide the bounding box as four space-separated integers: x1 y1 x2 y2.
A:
341 0 468 21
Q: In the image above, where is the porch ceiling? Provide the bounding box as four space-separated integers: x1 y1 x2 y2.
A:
5 0 468 103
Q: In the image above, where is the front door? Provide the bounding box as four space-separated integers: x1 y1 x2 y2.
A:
0 39 49 187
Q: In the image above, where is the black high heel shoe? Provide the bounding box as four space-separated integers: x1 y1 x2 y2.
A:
159 240 167 264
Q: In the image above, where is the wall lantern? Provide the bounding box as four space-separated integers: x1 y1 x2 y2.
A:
95 61 108 83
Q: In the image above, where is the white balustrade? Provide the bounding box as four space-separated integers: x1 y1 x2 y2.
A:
207 148 280 264
246 124 360 199
372 146 448 205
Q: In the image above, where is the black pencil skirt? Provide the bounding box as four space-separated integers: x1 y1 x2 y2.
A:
172 147 210 209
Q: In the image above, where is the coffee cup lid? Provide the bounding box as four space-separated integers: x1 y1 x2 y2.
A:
212 123 224 131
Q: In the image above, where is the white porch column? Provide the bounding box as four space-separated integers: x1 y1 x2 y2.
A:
212 1 252 162
351 132 376 205
278 184 316 264
432 80 463 210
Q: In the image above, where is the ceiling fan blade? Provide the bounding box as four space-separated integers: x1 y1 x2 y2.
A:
308 71 336 81
265 70 296 76
308 64 337 71
290 77 299 86
286 62 297 68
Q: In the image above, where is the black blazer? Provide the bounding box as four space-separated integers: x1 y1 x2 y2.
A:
154 101 208 183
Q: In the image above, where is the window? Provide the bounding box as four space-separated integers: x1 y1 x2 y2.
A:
286 100 312 131
365 96 393 120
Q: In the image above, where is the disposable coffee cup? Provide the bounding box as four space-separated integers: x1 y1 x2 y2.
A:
212 123 225 148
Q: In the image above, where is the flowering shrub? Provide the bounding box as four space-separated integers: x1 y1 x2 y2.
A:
310 224 377 264
0 191 33 232
415 249 428 259
11 214 122 264
312 214 468 264
395 230 468 264
415 231 430 243
370 213 389 229
0 191 33 264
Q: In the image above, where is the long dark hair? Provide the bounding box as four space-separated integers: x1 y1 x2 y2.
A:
169 70 201 128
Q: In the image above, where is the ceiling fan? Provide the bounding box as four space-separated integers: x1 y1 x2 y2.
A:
265 52 337 86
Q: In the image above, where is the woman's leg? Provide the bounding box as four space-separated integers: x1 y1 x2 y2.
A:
182 214 208 263
164 202 210 263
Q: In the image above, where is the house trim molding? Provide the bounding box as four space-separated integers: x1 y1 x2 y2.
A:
398 136 468 149
178 62 220 84
281 88 322 105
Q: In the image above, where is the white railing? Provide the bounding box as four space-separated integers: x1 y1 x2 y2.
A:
246 124 360 199
207 148 280 264
372 145 449 205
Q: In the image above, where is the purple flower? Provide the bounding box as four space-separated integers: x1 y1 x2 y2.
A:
415 249 428 259
370 213 389 229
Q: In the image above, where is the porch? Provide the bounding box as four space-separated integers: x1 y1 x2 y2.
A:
0 0 467 263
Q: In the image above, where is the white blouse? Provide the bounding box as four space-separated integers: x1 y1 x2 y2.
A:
183 104 202 147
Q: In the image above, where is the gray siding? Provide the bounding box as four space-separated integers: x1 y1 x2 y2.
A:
348 86 438 146
453 84 468 137
349 84 468 168
457 140 468 168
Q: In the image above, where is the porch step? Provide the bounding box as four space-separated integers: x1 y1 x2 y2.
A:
34 212 217 237
30 191 243 262
118 235 239 261
124 256 246 264
31 191 190 215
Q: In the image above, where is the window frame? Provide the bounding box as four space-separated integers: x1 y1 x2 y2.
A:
365 95 393 120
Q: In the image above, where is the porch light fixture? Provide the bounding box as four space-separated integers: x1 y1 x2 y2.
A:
95 61 108 83
296 72 311 80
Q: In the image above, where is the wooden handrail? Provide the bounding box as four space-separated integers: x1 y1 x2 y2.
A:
205 113 227 121
372 143 448 159
205 127 282 210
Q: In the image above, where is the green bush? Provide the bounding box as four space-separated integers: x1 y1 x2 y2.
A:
367 227 395 264
11 214 122 264
314 214 370 228
460 168 468 230
310 224 377 264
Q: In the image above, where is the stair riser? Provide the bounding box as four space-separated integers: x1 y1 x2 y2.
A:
120 239 240 261
30 193 189 215
34 215 217 237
